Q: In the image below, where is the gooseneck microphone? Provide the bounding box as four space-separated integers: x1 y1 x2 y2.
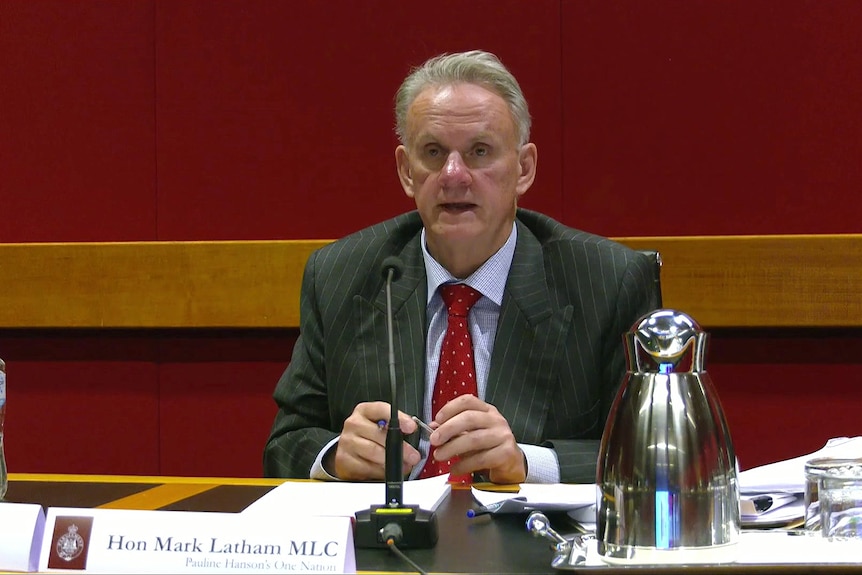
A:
382 257 405 508
354 256 439 549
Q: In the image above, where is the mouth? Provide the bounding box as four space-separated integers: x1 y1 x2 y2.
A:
440 202 476 214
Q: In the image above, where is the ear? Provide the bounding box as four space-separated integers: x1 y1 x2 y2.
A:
515 143 537 198
395 145 415 198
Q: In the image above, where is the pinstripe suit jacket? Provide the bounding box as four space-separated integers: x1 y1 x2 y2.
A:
263 208 660 483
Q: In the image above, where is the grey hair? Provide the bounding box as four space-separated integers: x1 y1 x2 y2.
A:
394 50 531 146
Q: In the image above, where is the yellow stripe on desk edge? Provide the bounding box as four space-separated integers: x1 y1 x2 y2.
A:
97 483 219 510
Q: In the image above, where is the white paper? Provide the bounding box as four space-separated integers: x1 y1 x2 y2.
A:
738 436 862 494
741 497 805 527
740 493 798 516
470 483 596 525
735 437 862 527
0 501 45 572
241 474 451 517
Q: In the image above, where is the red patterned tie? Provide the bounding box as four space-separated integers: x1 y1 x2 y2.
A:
419 283 482 482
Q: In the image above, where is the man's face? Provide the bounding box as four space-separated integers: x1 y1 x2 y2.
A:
396 83 536 267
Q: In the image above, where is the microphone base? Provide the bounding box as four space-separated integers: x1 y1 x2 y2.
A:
354 504 439 549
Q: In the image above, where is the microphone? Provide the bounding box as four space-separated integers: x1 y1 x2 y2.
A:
354 256 439 549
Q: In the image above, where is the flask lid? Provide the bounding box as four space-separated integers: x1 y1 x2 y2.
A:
626 309 707 373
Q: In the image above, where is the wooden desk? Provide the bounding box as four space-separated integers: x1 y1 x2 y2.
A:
7 473 557 574
7 473 862 574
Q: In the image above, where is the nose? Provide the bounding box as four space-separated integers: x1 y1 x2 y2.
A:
438 152 471 187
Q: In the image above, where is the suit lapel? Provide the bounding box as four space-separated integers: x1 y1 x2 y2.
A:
486 222 573 444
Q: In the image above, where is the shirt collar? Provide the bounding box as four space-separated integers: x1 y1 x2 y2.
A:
421 222 517 306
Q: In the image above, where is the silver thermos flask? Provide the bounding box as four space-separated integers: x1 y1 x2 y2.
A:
596 309 740 564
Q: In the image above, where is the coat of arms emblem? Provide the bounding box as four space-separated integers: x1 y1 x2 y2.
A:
56 523 85 561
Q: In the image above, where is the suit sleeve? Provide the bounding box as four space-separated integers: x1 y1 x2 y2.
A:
549 250 660 483
263 250 339 478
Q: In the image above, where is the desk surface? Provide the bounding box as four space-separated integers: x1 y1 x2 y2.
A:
6 473 862 575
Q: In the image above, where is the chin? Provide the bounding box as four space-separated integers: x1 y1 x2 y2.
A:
431 220 483 240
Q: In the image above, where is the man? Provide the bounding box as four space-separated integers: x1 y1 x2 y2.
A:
263 50 660 484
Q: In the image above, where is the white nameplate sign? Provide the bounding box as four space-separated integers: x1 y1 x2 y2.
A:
0 501 45 572
38 507 355 574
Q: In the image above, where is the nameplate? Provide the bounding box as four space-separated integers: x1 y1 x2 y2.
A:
0 501 45 572
38 507 355 574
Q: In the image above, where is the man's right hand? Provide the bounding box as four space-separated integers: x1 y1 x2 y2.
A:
329 401 421 480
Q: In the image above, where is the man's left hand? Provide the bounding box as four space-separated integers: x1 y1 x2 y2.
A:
427 394 527 484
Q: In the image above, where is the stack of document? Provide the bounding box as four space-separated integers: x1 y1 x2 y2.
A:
241 474 452 517
470 483 597 530
468 437 862 532
737 436 862 527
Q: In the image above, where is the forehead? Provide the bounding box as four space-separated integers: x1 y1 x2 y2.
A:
406 83 517 142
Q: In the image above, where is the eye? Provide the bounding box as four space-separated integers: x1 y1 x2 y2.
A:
473 145 489 157
424 145 442 158
418 144 446 170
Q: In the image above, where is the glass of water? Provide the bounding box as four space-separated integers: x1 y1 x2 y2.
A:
819 461 862 541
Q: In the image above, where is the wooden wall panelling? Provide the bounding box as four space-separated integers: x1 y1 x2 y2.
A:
0 240 327 329
619 234 862 328
2 235 861 329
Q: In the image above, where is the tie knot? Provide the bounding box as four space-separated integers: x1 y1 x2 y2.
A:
440 283 482 317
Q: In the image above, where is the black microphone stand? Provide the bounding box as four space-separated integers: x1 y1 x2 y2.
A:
354 258 439 549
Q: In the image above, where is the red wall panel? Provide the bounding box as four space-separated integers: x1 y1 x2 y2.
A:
718 363 862 471
708 331 862 470
154 331 293 477
561 0 862 237
5 360 160 475
158 362 283 478
154 0 563 240
0 332 161 475
0 0 157 242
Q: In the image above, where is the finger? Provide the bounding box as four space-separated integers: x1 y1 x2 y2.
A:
432 416 516 462
342 431 389 465
402 443 421 471
446 443 499 475
430 429 478 463
433 393 486 423
396 410 418 435
354 401 395 428
449 442 521 479
343 418 386 447
333 436 387 480
431 408 489 445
